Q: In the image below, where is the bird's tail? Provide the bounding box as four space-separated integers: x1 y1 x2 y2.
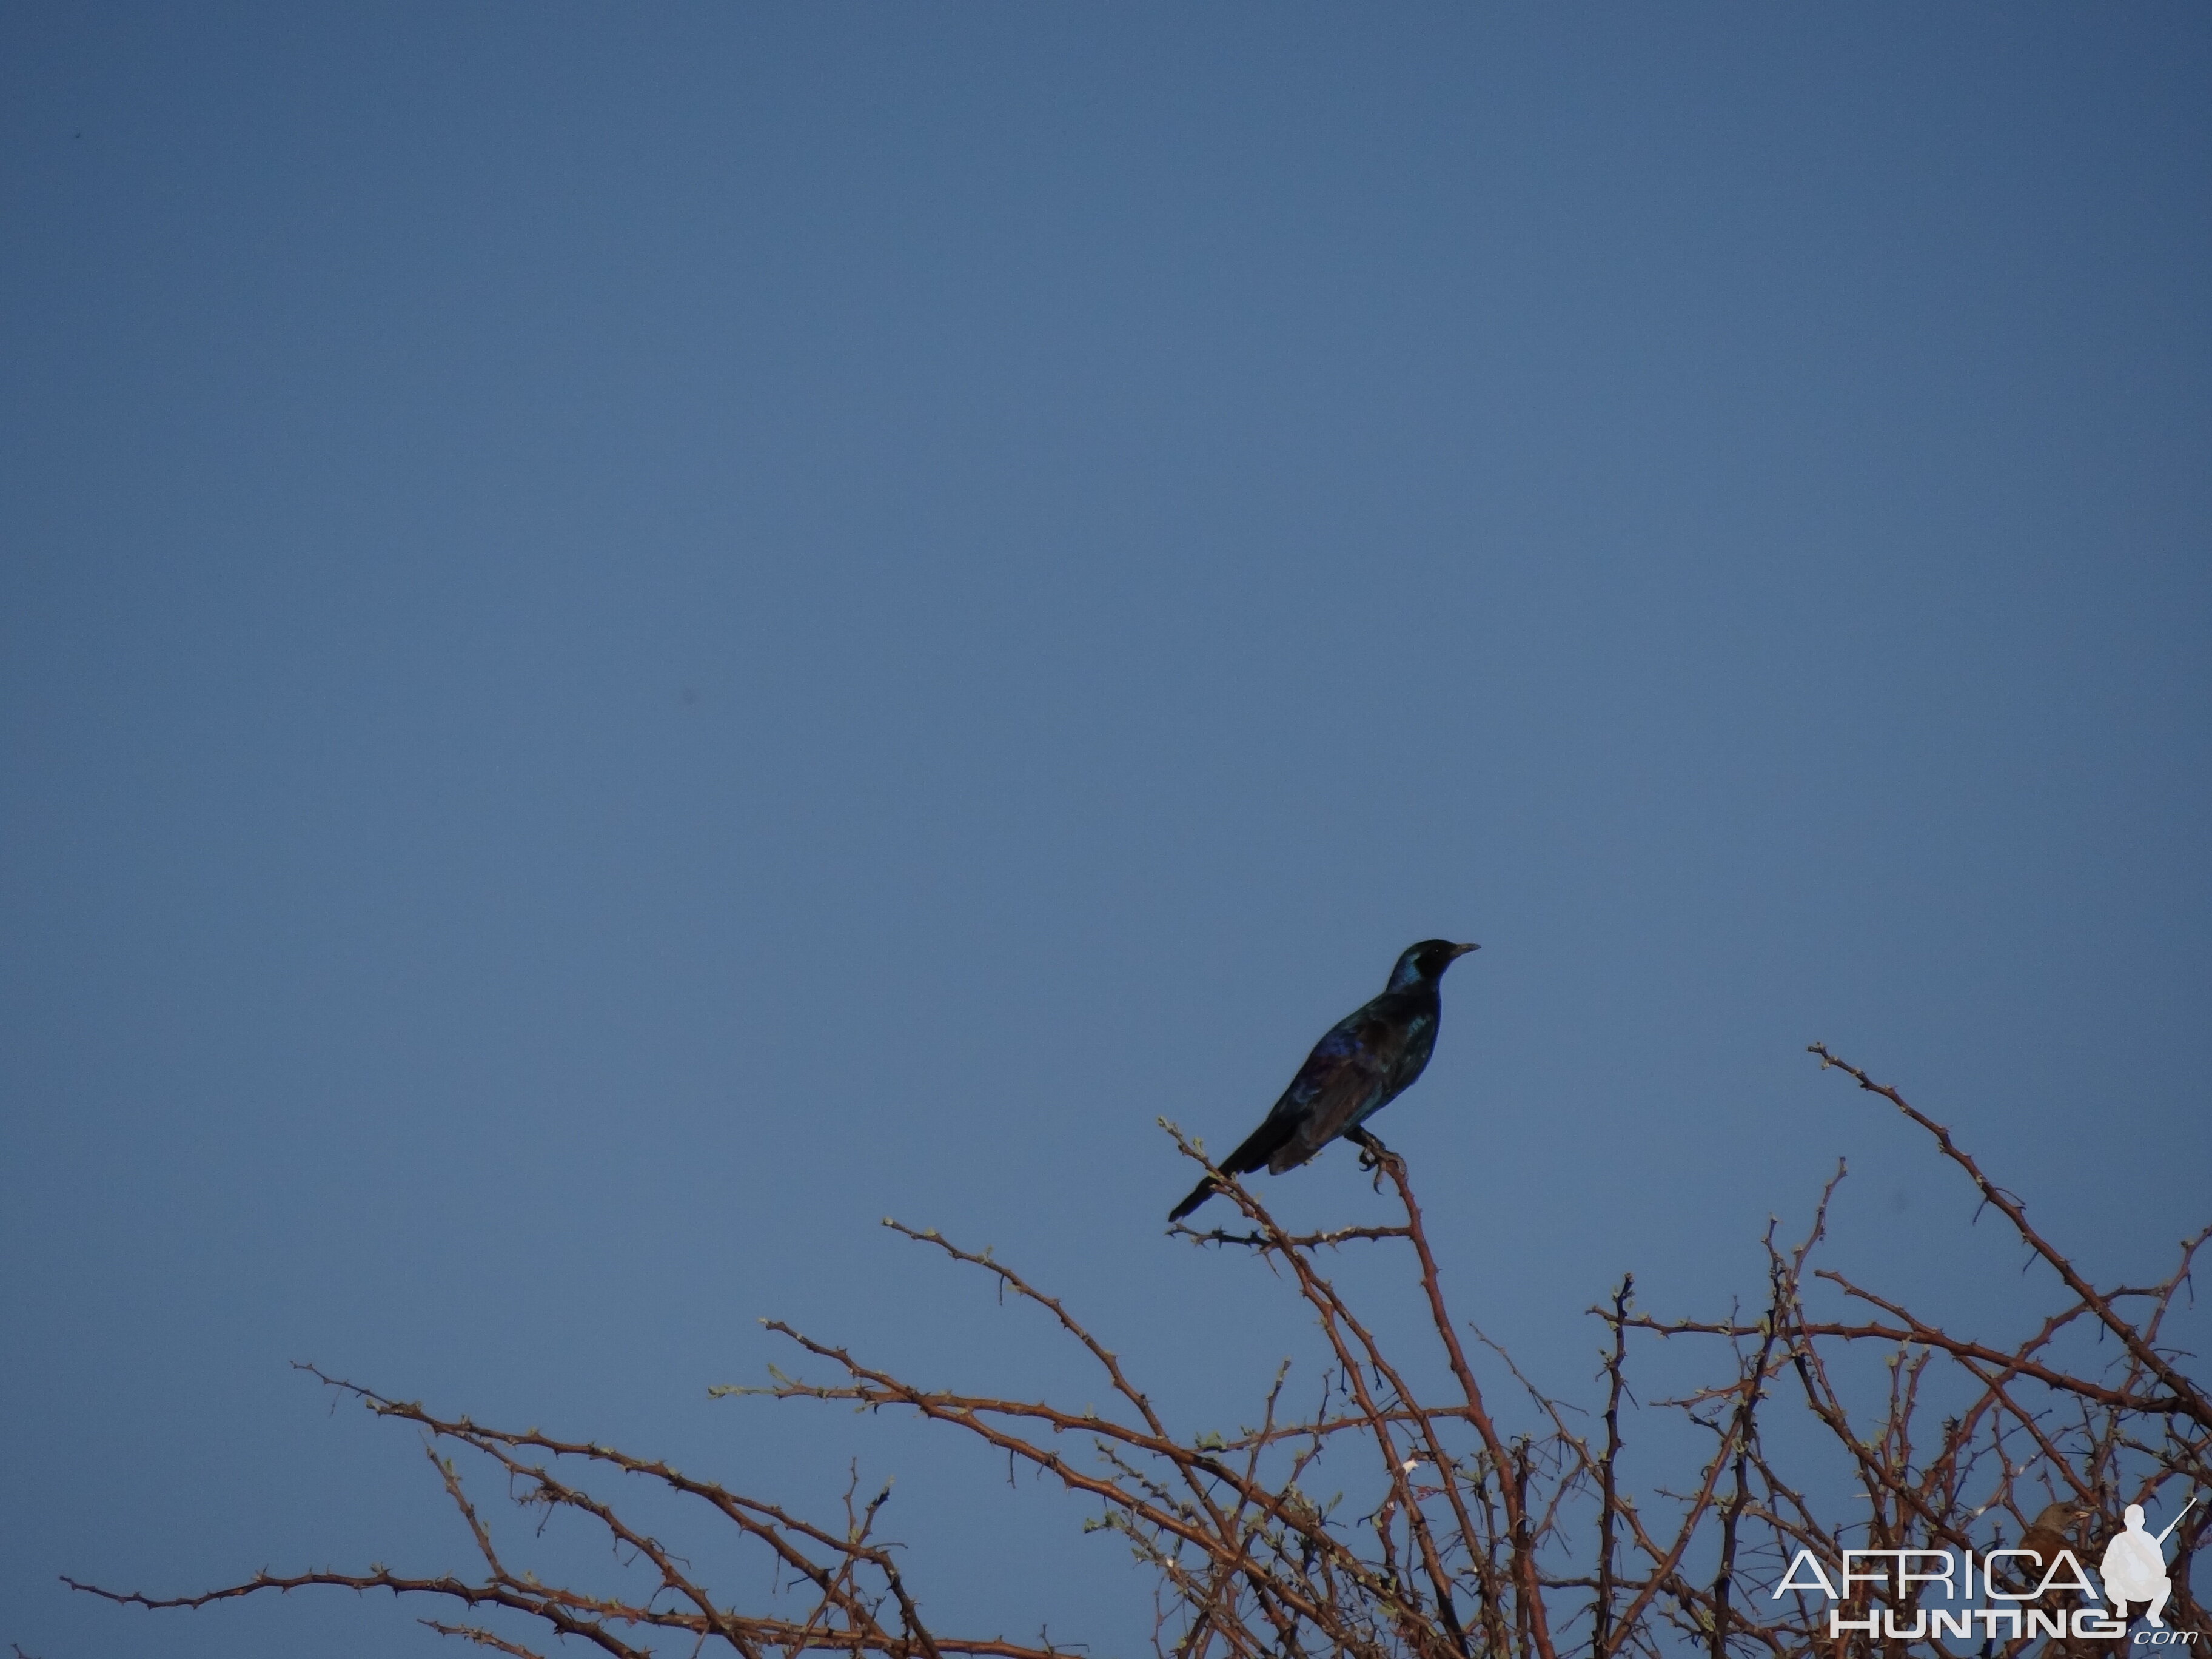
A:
1167 1116 1296 1223
1168 1177 1218 1223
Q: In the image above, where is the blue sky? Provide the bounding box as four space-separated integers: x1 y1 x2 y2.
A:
4 6 2208 1655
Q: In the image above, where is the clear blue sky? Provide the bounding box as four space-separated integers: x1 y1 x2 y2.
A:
4 7 2208 1656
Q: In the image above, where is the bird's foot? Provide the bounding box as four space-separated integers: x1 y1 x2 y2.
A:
1354 1142 1407 1195
1351 1131 1392 1173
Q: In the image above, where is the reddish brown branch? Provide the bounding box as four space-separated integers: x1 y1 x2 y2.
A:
1808 1044 2211 1431
57 1055 2205 1659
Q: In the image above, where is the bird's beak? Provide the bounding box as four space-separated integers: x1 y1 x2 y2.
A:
1452 942 1481 958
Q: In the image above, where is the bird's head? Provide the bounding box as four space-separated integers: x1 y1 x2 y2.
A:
2025 1500 2091 1537
1389 939 1480 990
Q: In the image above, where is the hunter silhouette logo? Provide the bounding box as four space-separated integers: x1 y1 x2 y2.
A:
2102 1499 2194 1629
1772 1495 2200 1641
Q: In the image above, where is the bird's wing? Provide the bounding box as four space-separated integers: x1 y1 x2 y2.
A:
1264 1011 1406 1173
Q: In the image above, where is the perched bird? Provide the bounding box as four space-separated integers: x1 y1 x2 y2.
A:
1169 940 1480 1223
2000 1500 2094 1591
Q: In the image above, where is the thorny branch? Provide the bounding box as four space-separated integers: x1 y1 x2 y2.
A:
63 1050 2207 1659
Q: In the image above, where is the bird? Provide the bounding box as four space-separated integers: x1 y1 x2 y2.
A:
1168 939 1480 1223
1999 1500 2094 1591
2020 1501 2091 1564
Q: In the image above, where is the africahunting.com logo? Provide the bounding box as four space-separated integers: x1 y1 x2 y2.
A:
1774 1496 2197 1644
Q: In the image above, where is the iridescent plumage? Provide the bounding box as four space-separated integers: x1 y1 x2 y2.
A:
1169 939 1478 1222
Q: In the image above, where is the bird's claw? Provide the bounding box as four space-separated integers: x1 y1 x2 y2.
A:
1354 1138 1403 1193
1354 1136 1393 1173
